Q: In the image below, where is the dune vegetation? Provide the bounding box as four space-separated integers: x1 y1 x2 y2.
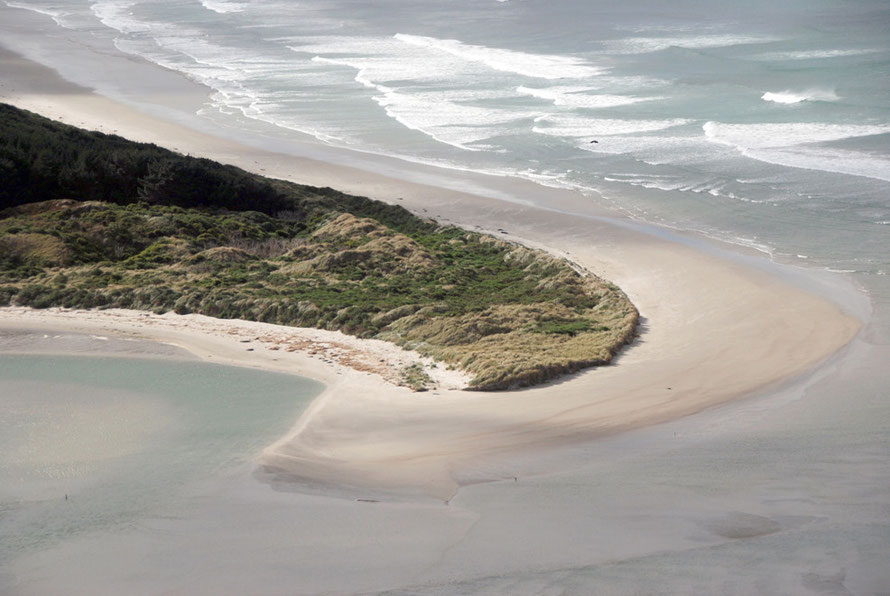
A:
0 103 638 390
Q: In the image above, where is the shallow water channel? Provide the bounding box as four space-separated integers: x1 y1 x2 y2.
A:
0 353 322 562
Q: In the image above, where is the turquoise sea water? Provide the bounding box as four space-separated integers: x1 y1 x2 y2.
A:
4 0 887 277
0 354 322 562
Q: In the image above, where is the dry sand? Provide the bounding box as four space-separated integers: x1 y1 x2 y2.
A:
0 46 862 500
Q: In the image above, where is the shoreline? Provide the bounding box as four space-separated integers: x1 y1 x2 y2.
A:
0 307 469 390
0 43 864 498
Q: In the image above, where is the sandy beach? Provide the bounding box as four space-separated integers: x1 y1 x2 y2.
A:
0 44 863 499
2 7 887 592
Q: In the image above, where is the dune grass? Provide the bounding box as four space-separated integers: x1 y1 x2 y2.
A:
0 103 638 389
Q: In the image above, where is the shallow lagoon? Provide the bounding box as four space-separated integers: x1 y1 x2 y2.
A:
0 353 323 564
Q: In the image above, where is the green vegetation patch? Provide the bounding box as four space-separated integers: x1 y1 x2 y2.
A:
399 363 433 392
532 318 595 336
0 103 638 390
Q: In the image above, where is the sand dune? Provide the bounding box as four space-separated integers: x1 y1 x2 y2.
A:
0 46 861 499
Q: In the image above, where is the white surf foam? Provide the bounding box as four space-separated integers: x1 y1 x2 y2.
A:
703 122 890 181
394 33 605 79
603 174 750 201
200 0 247 14
703 122 890 150
614 24 696 34
5 1 77 28
294 36 476 84
374 89 536 151
92 19 353 146
517 86 659 109
516 85 596 101
602 174 688 192
604 34 779 55
749 49 880 61
296 38 551 151
312 56 537 150
533 115 690 138
288 35 665 152
90 0 152 35
761 90 839 104
754 147 890 183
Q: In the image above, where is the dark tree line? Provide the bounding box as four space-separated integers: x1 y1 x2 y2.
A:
0 103 429 235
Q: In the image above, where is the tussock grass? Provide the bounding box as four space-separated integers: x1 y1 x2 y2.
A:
1 203 637 389
0 103 638 390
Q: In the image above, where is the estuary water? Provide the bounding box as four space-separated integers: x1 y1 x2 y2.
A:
0 351 322 568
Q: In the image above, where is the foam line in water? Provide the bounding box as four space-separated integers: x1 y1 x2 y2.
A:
516 85 597 100
309 52 540 150
89 17 357 147
704 122 890 181
372 88 536 151
5 1 76 28
603 174 691 192
394 33 605 79
295 36 484 85
579 135 714 167
517 86 660 109
90 0 152 35
603 34 780 55
534 115 690 138
750 147 890 183
703 122 890 150
292 36 671 151
748 49 880 61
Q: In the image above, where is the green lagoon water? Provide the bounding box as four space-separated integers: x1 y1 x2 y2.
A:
0 354 322 562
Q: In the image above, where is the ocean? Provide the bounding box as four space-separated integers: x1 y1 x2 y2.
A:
4 0 888 276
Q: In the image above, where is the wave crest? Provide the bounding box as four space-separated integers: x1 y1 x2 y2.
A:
394 34 604 80
200 0 247 14
761 90 839 104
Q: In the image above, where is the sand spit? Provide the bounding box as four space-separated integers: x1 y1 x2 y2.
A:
0 46 863 499
0 307 469 390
